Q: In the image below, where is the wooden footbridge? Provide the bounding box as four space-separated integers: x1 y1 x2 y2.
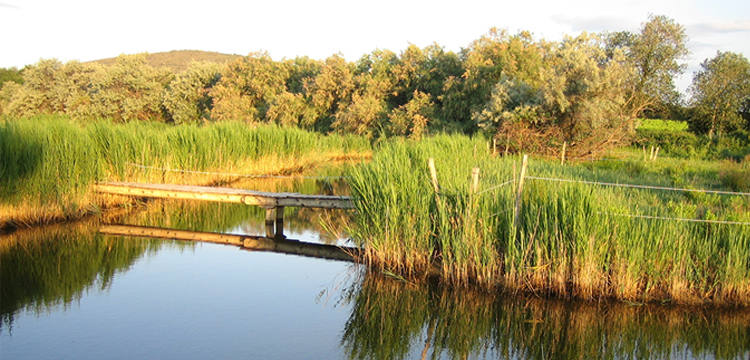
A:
94 181 354 239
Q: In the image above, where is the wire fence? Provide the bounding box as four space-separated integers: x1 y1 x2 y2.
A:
476 179 516 195
123 160 748 226
597 213 750 226
525 176 750 197
522 174 750 226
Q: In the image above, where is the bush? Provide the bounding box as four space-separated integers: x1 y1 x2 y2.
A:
634 127 750 161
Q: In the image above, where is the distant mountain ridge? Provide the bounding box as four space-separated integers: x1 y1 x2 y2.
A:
89 50 243 72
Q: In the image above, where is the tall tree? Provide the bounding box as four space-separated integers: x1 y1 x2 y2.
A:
688 51 750 136
75 54 172 122
607 15 690 118
162 61 223 124
475 33 631 156
209 52 290 123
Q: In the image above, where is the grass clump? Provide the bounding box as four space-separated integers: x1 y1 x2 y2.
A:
346 134 750 306
0 115 370 229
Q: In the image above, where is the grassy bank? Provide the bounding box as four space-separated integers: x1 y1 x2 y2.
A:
345 134 750 306
0 115 370 230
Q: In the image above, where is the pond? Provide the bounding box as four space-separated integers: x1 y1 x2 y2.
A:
1 177 748 360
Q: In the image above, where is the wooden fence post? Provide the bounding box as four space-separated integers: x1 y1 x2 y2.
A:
514 155 528 229
471 167 480 194
560 141 567 165
428 158 440 193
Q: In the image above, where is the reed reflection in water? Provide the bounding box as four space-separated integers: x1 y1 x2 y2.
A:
0 221 189 332
340 271 750 360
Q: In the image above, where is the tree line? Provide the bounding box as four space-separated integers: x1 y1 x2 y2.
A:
1 15 748 155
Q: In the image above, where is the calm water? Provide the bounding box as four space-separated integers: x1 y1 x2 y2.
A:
1 179 749 359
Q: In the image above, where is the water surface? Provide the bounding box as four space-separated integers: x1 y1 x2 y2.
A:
1 178 748 359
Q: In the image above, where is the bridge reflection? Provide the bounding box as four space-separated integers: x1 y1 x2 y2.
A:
99 224 360 262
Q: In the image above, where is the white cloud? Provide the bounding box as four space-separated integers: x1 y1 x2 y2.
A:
551 15 638 33
690 20 750 36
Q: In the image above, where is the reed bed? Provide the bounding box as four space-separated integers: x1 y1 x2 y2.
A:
0 115 370 229
345 134 750 306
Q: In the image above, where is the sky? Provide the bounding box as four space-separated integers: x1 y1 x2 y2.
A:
1 0 749 94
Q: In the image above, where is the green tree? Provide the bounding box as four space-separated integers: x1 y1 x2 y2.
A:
0 67 24 90
688 51 750 136
386 90 433 139
442 29 546 133
209 52 289 123
475 33 631 156
162 61 223 124
302 54 357 131
0 59 98 118
607 15 690 117
74 54 172 122
265 57 323 128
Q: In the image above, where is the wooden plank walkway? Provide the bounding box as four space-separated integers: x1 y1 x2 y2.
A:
94 181 354 238
94 181 354 209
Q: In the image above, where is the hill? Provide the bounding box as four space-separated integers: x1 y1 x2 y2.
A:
90 50 243 72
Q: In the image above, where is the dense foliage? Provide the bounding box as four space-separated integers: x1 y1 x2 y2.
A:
1 16 706 155
688 51 750 136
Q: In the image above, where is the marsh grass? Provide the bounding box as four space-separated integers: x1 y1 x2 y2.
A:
0 115 370 229
346 134 750 306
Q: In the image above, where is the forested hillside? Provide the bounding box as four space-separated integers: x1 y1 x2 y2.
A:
2 15 749 157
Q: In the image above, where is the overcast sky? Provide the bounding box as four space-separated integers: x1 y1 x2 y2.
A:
1 0 748 93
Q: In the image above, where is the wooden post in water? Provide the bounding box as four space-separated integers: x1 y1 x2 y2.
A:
275 206 285 239
265 207 275 238
514 155 528 229
471 167 480 194
560 141 567 165
263 206 286 239
428 158 440 193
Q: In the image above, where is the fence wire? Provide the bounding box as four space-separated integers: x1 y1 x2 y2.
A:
477 179 516 195
598 212 750 226
526 176 750 197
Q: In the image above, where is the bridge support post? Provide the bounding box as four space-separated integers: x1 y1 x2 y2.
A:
265 208 275 238
265 206 285 239
275 206 285 239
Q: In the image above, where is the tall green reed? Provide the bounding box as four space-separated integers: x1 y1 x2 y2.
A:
1 115 370 225
346 134 750 305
